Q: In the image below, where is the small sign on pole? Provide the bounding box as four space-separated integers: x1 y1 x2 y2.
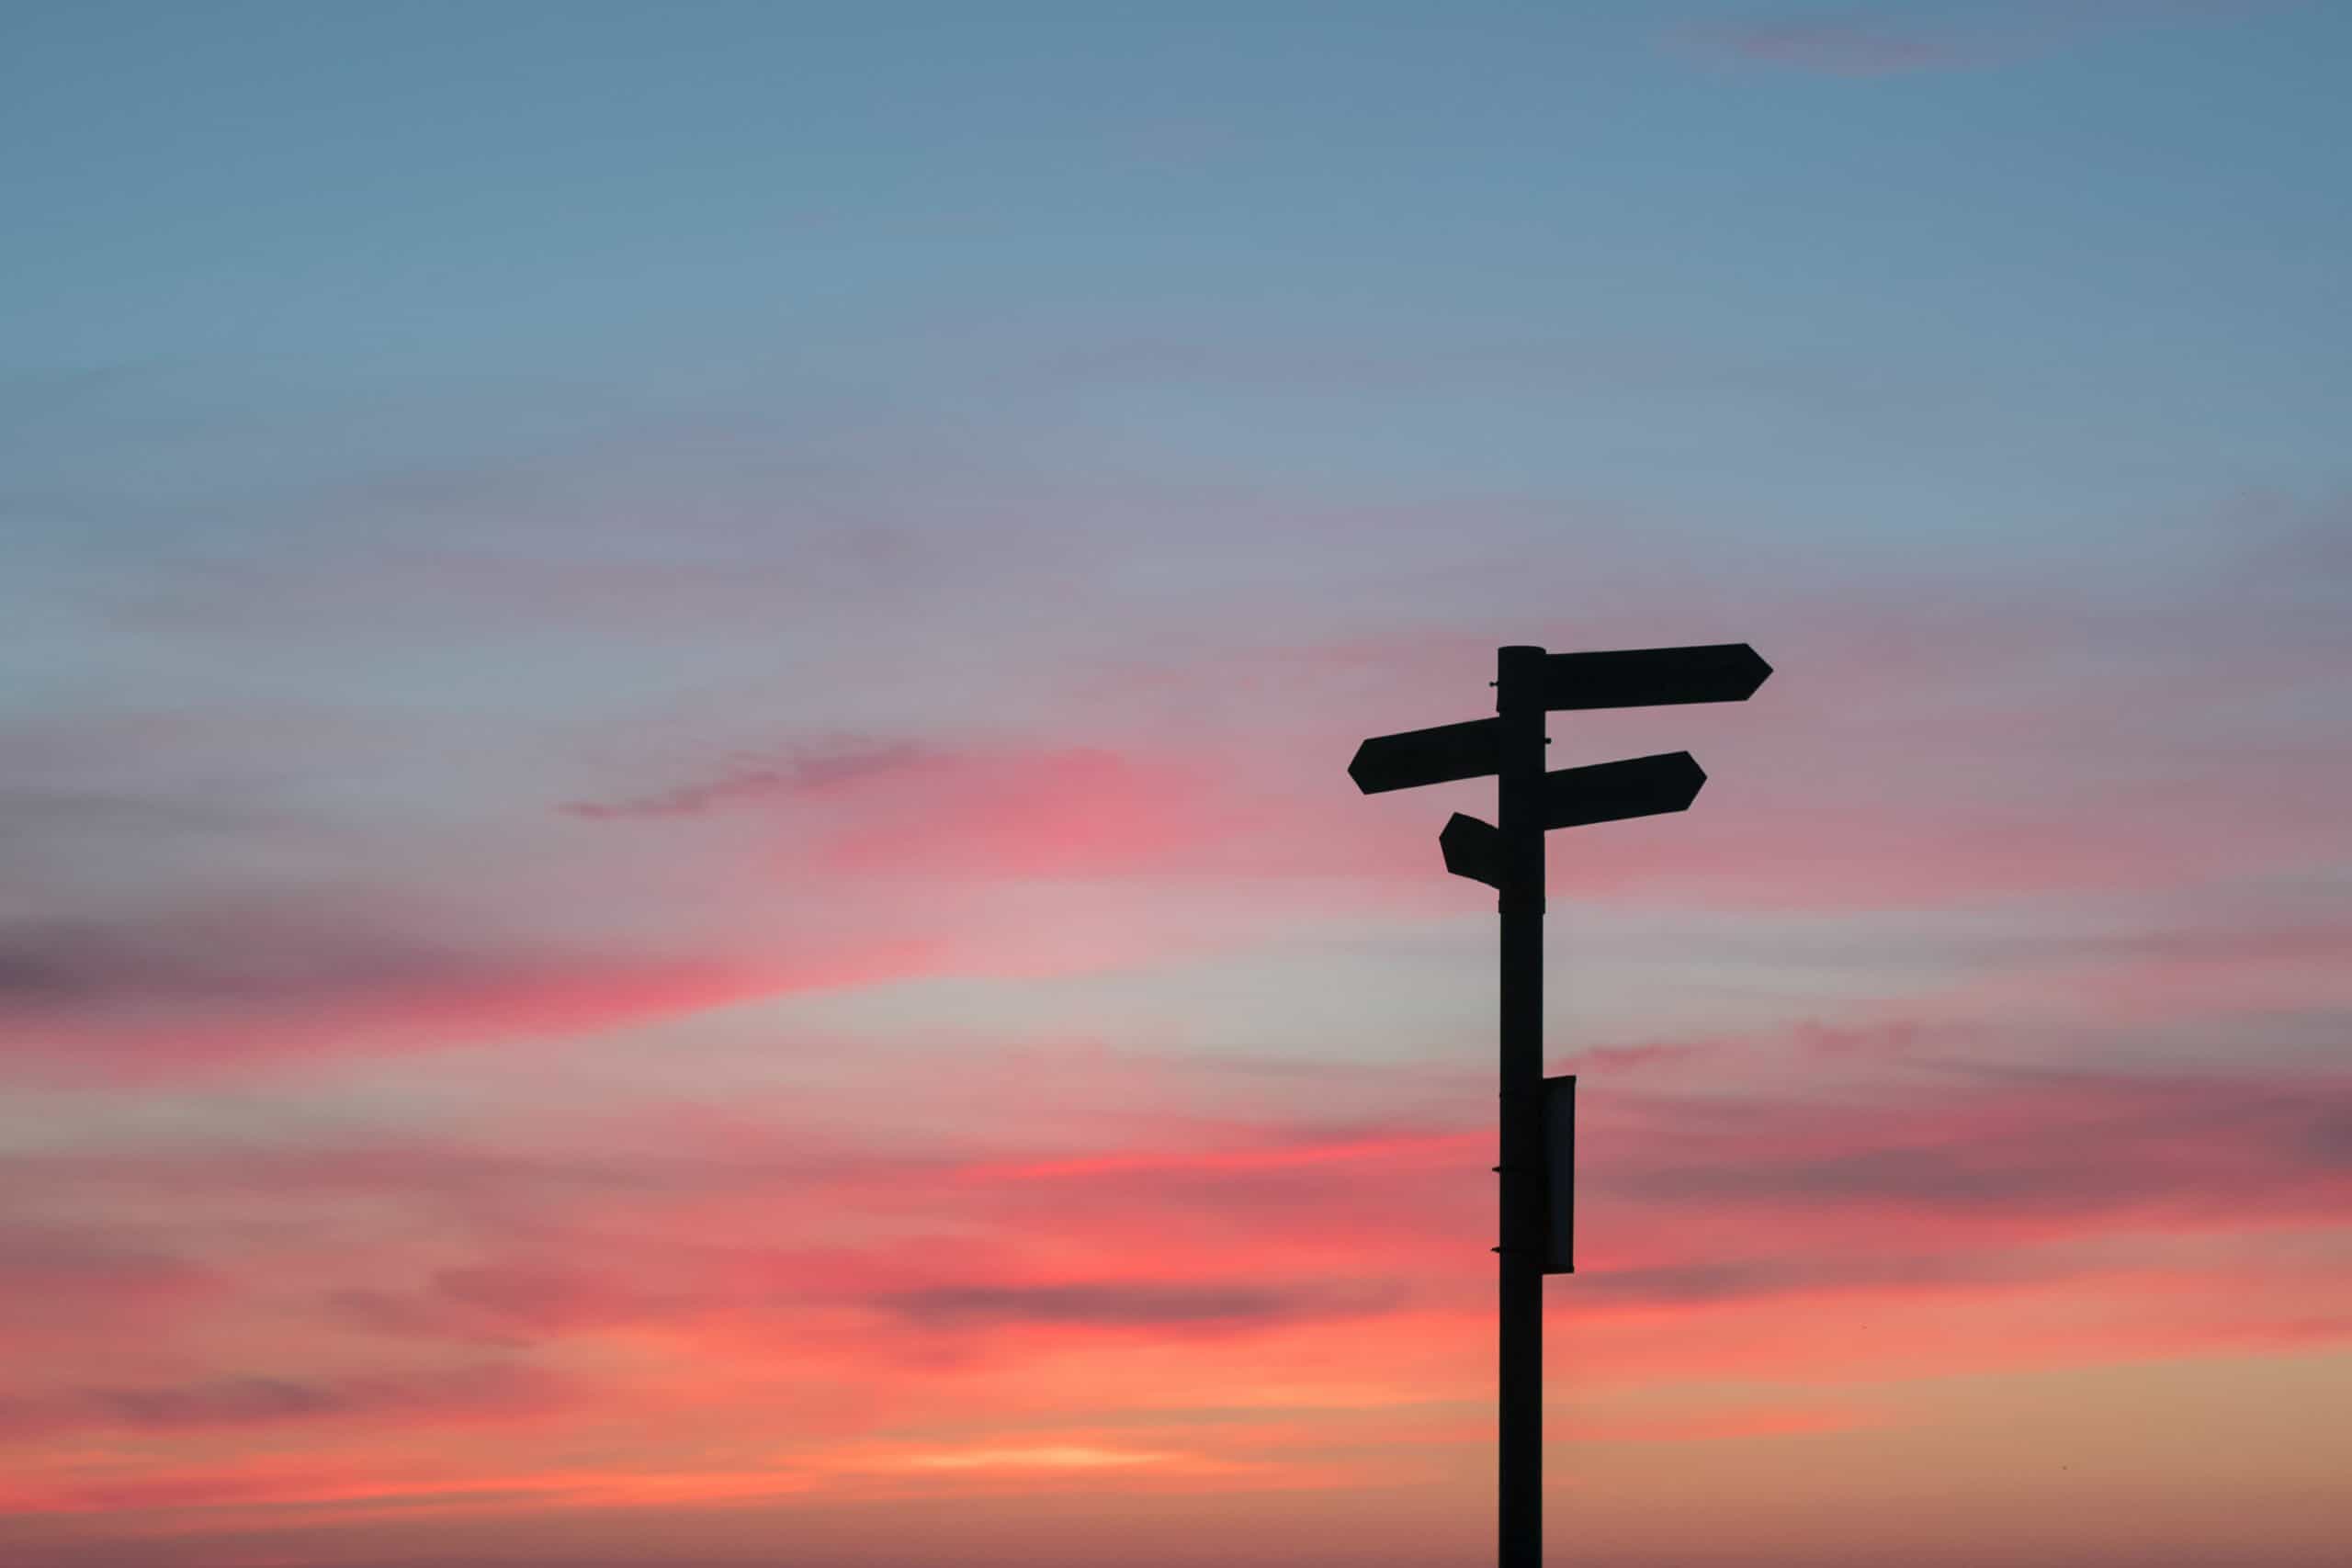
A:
1544 1075 1574 1276
1441 812 1504 889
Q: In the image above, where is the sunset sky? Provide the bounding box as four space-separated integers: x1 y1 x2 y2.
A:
5 2 2349 1564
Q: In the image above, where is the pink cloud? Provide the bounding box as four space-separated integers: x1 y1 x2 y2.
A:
1588 1064 2352 1236
21 1049 2343 1348
0 1364 563 1445
0 1228 215 1346
2 1020 2344 1540
807 747 1249 881
0 902 944 1079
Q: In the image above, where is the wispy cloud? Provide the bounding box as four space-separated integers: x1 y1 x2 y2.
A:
0 904 935 1078
0 1365 561 1441
878 1280 1406 1333
560 739 936 820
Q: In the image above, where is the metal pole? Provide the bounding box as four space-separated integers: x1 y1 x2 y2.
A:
1495 644 1546 1568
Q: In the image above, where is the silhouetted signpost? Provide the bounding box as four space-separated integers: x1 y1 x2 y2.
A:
1349 642 1770 1568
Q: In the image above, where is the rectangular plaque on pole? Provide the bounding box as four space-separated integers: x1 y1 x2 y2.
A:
1544 1074 1574 1275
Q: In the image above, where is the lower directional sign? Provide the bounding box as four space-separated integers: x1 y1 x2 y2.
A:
1543 751 1705 830
1440 812 1502 888
1442 755 1702 883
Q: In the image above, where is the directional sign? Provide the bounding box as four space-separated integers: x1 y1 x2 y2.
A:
1543 751 1705 830
1542 643 1770 711
1439 812 1502 888
1348 716 1500 795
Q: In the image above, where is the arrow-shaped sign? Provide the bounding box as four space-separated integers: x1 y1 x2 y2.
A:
1440 812 1502 887
1349 716 1499 795
1442 753 1703 886
1543 644 1770 711
1543 751 1705 829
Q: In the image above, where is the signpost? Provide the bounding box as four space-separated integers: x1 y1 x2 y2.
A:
1350 641 1770 1568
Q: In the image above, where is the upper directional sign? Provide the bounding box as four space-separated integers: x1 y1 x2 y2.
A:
1543 643 1770 711
1349 716 1500 795
1543 751 1705 829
